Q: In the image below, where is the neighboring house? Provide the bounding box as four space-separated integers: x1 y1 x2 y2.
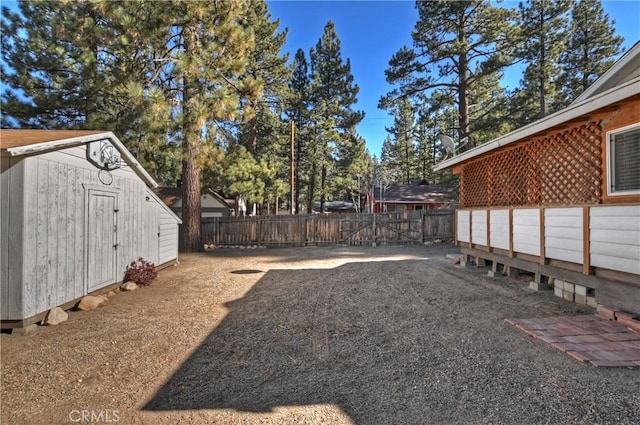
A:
435 42 640 316
155 187 233 218
366 180 456 213
313 200 358 214
0 130 181 329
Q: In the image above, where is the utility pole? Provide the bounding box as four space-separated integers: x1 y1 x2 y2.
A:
290 120 295 215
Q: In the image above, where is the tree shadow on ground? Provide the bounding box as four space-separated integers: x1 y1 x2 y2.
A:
144 259 467 423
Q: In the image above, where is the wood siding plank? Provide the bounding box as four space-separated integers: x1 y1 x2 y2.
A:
590 205 640 275
457 211 471 243
471 210 487 246
513 209 541 256
489 209 510 250
2 157 25 319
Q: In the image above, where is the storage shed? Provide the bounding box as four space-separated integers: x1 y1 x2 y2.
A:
435 42 640 316
1 130 181 328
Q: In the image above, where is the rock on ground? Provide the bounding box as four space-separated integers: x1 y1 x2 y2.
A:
43 307 68 326
77 295 108 311
121 282 139 291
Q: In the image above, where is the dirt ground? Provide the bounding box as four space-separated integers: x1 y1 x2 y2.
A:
1 244 639 425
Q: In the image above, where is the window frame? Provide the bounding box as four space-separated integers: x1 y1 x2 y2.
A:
606 122 640 196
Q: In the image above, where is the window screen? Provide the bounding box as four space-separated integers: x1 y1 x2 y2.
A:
610 126 640 193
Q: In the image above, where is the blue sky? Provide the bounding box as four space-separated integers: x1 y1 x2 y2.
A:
267 0 640 158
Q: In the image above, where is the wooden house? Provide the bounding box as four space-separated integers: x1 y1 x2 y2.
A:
367 180 456 213
1 130 181 328
155 187 234 218
435 43 640 316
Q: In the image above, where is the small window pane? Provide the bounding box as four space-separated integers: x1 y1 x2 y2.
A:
611 127 640 192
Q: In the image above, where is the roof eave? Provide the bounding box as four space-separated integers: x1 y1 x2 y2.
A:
4 131 159 189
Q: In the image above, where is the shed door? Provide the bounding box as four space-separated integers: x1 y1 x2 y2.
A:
86 190 118 293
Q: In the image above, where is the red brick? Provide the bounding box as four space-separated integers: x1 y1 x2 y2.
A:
596 305 616 321
616 311 637 325
626 319 640 334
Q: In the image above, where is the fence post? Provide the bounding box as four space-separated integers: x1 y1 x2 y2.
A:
257 218 262 247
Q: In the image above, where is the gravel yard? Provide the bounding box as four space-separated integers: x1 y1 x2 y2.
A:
1 244 639 425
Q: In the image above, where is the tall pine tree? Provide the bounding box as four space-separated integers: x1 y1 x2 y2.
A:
381 0 514 148
512 0 571 124
556 0 624 106
309 21 364 212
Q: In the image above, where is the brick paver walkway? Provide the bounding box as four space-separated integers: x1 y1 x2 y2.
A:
506 315 640 367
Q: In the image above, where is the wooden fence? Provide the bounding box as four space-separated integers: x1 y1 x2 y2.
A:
201 209 455 247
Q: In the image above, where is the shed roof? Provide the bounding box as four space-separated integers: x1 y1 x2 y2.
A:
0 129 106 149
0 129 158 188
435 41 640 172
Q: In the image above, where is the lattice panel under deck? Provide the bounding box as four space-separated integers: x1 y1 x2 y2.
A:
461 123 602 208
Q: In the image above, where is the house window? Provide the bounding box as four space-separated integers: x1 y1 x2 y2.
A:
608 124 640 195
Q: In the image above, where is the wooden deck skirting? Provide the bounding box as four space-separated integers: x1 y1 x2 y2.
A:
457 203 640 316
459 244 640 289
1 259 179 330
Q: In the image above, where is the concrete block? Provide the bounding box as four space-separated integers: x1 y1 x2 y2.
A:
574 294 587 305
563 290 575 301
504 266 519 278
530 281 552 291
563 282 575 293
554 286 564 298
12 324 38 336
586 296 597 308
554 279 565 288
575 285 587 297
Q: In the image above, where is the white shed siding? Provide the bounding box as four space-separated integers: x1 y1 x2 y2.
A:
2 142 180 321
1 156 23 320
489 209 510 250
457 210 470 242
513 209 540 256
159 209 179 265
590 206 640 275
471 210 487 246
544 208 583 264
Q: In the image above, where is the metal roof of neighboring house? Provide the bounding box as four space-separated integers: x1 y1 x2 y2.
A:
435 41 640 171
155 187 233 210
374 180 453 203
0 129 158 188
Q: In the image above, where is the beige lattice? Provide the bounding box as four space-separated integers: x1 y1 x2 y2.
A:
461 123 602 208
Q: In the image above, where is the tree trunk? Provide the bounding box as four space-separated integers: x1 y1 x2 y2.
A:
307 161 316 213
320 163 327 213
180 24 202 252
457 14 470 148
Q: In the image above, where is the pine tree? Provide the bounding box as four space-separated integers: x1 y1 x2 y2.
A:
383 98 419 185
556 0 624 105
287 49 312 213
381 0 514 148
309 21 364 212
237 0 289 156
2 1 114 129
514 0 571 123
